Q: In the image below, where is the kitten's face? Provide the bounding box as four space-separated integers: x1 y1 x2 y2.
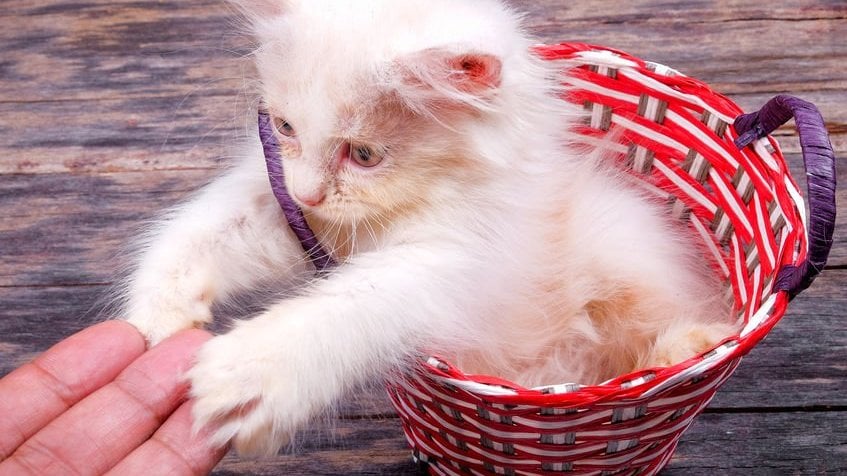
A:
262 84 465 224
252 4 505 226
259 64 494 227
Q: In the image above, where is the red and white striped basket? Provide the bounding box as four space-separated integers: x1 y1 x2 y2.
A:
384 43 836 475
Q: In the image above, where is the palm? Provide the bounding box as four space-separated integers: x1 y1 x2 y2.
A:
0 321 226 475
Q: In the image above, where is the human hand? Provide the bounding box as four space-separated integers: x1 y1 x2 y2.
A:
0 321 227 475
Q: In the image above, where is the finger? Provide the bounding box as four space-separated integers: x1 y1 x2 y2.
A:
1 329 212 476
107 401 228 476
0 320 146 460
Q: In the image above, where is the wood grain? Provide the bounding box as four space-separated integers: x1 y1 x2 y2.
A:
0 169 215 287
1 1 843 173
0 0 247 103
208 409 847 475
1 155 844 291
2 271 844 409
211 416 420 476
664 410 847 474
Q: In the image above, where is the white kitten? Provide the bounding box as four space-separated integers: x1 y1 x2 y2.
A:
124 0 736 456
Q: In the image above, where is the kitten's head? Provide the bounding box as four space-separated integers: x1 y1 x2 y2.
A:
237 0 552 224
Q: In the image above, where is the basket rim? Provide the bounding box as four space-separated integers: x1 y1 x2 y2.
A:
401 42 807 408
414 292 788 407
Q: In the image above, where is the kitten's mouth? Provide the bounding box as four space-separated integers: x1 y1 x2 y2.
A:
314 201 383 229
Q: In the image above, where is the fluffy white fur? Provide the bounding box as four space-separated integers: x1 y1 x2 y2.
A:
125 0 736 457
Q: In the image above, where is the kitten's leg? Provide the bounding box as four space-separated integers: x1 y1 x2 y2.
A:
186 242 488 456
125 155 306 346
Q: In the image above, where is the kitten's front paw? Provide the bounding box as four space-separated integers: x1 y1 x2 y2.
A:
187 329 307 457
126 298 213 347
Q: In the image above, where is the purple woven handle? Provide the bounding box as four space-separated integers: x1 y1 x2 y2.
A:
734 95 837 298
258 109 336 272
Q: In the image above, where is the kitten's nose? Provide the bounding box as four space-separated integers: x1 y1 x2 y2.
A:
295 189 326 207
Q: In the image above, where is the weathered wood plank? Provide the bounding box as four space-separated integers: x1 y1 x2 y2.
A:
0 285 108 373
0 0 246 103
207 409 847 475
1 93 841 175
530 13 847 97
2 271 844 409
211 416 418 476
3 330 843 476
515 0 847 24
2 150 844 291
0 270 843 473
0 169 216 287
1 1 843 173
708 271 847 409
0 97 247 174
1 96 841 178
665 410 847 474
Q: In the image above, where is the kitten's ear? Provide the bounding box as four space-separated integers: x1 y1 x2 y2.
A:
229 0 290 18
393 48 503 111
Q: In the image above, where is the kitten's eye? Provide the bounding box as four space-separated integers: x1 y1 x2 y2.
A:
351 145 384 168
272 116 296 137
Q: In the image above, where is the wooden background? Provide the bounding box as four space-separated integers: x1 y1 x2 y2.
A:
1 0 845 474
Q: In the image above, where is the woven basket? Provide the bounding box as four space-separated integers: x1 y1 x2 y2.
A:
382 43 837 475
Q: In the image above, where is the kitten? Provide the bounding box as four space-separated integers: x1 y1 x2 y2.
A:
124 0 736 456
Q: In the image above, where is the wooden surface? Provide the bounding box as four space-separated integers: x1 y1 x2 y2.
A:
1 1 845 474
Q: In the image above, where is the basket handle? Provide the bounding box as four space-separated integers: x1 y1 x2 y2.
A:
733 95 837 298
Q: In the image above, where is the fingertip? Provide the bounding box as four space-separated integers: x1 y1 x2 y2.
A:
34 319 147 377
72 319 147 353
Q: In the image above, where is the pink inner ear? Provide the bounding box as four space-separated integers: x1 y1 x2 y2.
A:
397 49 503 92
451 54 502 92
394 49 504 111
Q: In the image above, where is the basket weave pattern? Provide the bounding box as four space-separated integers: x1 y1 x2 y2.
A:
384 43 810 475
